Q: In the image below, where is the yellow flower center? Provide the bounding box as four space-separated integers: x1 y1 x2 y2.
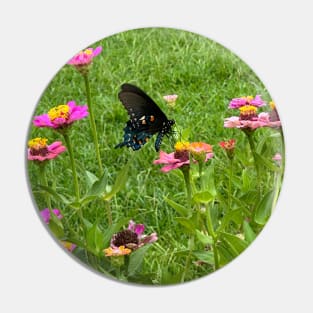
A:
245 96 253 103
28 137 48 149
48 104 70 121
80 48 92 55
269 101 276 110
104 245 132 257
239 105 257 120
174 141 190 152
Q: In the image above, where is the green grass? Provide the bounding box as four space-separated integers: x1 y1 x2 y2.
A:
27 28 284 285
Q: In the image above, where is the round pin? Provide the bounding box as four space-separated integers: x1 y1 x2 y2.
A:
26 27 284 285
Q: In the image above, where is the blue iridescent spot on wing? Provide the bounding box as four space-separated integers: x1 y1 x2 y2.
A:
115 121 152 151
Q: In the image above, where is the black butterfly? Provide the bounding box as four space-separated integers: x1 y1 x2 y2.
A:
115 84 175 151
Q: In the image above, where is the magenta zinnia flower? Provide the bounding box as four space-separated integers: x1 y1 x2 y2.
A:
68 46 102 66
40 208 63 224
68 46 102 75
228 95 265 109
33 101 88 129
28 137 66 161
104 220 158 256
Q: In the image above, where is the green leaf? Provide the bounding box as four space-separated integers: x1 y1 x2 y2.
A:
202 163 217 197
181 128 191 141
218 208 243 232
79 195 98 207
217 242 235 265
243 220 256 243
254 189 276 225
219 231 249 256
103 218 130 247
85 170 98 189
175 217 196 234
192 191 214 204
103 162 130 201
255 153 280 172
195 230 213 245
87 172 107 196
86 223 105 255
48 218 64 239
193 251 214 265
37 185 70 205
165 197 189 217
128 245 151 276
241 168 251 192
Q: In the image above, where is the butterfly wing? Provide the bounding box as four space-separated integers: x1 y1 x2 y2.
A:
116 84 174 151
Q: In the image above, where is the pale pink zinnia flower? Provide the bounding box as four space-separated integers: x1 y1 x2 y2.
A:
33 101 88 129
272 153 282 161
188 142 214 162
163 94 178 107
28 138 66 161
224 112 281 129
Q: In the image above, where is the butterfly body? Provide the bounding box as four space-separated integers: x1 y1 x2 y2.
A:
115 84 175 151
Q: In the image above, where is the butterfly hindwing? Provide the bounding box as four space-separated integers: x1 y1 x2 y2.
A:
115 84 175 151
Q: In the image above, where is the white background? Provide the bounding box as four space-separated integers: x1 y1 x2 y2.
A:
1 0 312 312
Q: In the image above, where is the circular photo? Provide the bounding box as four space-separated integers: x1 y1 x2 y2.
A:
27 27 284 285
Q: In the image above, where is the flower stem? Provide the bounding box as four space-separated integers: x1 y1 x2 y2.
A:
83 74 103 176
104 200 113 225
181 234 194 283
181 166 192 208
198 162 204 189
63 132 80 202
39 162 52 209
206 203 219 270
228 158 233 211
245 130 262 195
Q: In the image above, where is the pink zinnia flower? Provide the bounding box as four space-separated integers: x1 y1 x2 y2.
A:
219 139 236 159
163 94 178 107
272 153 282 166
153 150 190 173
28 138 66 161
104 220 158 256
224 112 281 129
229 95 265 109
33 101 88 129
219 139 236 150
40 208 63 224
189 142 214 162
61 241 77 252
67 46 102 66
154 141 214 172
272 153 282 161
